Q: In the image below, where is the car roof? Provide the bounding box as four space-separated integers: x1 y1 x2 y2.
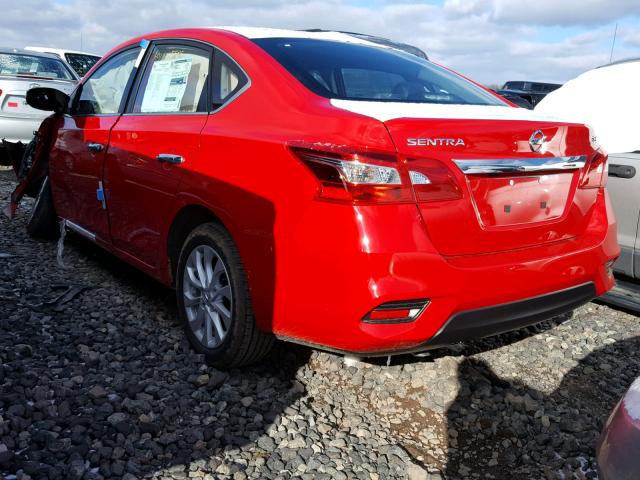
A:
0 47 62 59
212 26 426 57
24 46 101 57
597 57 640 69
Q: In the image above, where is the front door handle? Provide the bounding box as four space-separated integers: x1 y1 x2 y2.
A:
609 164 636 179
87 143 104 153
157 154 184 164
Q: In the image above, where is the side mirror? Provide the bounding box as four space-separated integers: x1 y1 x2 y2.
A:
26 87 70 114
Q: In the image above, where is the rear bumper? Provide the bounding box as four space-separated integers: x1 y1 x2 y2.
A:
419 282 595 350
269 190 619 354
0 116 42 144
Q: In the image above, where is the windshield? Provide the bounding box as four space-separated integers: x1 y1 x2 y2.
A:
65 53 101 77
254 38 504 106
0 53 75 80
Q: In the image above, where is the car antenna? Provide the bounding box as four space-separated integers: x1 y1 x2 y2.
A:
609 23 618 64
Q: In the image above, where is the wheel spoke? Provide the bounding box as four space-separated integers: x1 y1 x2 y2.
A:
195 249 208 288
205 305 226 341
186 265 203 289
212 301 231 327
202 308 212 347
184 291 201 308
212 285 231 302
202 247 215 288
190 305 205 332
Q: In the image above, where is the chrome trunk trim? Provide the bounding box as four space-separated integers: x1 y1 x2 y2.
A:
454 156 587 175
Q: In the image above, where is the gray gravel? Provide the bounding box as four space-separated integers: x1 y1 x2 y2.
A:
1 168 639 480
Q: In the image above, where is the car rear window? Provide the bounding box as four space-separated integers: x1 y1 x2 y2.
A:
65 53 101 77
253 38 504 106
0 53 75 80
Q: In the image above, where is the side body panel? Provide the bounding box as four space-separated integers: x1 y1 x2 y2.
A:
49 115 115 241
105 115 206 268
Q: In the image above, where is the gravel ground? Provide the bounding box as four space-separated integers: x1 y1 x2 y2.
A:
1 167 639 480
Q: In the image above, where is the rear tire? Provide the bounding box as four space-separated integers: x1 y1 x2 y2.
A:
176 223 274 368
27 176 59 240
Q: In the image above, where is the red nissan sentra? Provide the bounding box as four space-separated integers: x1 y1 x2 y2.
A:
20 27 619 368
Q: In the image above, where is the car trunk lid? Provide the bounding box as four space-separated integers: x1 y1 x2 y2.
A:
0 76 75 118
381 110 597 256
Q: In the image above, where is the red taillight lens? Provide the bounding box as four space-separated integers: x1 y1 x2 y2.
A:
363 299 430 324
290 142 463 205
290 143 413 204
406 159 463 202
579 149 608 189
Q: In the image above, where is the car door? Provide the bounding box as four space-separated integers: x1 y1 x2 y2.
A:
104 41 212 268
607 152 640 278
48 46 142 242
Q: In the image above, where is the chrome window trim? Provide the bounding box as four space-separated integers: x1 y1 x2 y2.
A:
117 37 251 117
454 156 587 175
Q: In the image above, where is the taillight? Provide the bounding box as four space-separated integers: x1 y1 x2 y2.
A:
406 159 463 202
579 149 608 189
290 143 413 204
290 142 462 204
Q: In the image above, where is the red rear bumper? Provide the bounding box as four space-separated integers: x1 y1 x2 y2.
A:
270 189 618 354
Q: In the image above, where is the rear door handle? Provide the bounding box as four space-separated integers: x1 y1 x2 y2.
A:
87 143 104 153
156 154 184 164
609 164 636 179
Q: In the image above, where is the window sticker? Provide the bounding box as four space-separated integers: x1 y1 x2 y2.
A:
140 56 193 112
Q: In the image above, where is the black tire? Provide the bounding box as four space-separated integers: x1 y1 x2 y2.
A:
27 176 59 239
176 223 274 368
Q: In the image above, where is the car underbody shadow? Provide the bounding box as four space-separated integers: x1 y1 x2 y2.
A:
0 209 309 480
444 336 640 479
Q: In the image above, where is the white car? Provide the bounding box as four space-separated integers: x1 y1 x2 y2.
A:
25 46 101 77
536 59 640 281
0 48 77 165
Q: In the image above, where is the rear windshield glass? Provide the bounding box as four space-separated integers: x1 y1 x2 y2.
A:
0 53 75 80
254 38 504 106
65 53 101 77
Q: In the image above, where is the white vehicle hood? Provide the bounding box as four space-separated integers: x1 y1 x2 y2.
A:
536 61 640 154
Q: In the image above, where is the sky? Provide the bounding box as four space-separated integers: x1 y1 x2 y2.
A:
1 0 639 85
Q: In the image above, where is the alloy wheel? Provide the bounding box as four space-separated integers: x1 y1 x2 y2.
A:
182 245 233 349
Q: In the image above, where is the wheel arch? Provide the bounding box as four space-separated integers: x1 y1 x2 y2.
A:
166 203 229 286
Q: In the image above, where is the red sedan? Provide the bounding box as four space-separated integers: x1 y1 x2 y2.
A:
19 27 618 367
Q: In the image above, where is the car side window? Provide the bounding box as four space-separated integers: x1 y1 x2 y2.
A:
76 48 140 115
132 44 211 114
212 50 248 110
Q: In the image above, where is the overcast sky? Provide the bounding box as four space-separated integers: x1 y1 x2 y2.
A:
1 0 639 85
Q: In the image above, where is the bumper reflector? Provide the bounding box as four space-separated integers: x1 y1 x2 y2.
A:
363 299 430 324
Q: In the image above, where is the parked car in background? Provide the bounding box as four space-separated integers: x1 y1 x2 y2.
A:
497 81 562 108
25 46 101 77
597 376 640 479
13 27 618 368
0 48 77 165
537 58 640 280
494 90 533 109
